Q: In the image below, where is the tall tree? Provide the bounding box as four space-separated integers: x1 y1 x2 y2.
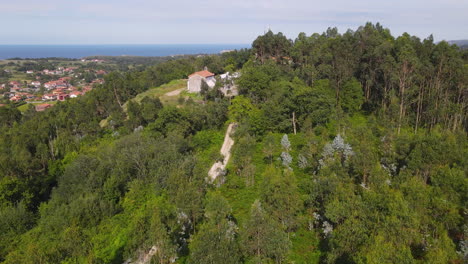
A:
189 193 241 264
240 200 290 264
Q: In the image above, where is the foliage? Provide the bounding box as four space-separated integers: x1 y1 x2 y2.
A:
0 23 467 264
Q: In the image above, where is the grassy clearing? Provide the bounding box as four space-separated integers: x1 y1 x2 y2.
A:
128 79 187 106
123 79 187 111
159 93 184 106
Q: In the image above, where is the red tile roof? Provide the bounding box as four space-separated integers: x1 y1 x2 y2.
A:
36 104 53 112
189 70 215 78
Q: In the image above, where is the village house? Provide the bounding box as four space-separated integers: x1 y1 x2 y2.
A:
43 69 62 75
187 70 216 93
57 93 69 101
52 88 66 95
44 81 56 89
96 70 107 75
10 95 22 102
63 67 77 73
31 81 41 87
44 80 69 90
16 92 34 99
35 103 53 112
9 81 21 87
219 72 240 97
10 86 21 92
26 70 34 74
42 94 56 101
70 91 83 98
91 79 104 85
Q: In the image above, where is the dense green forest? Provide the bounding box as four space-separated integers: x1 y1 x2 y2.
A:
0 23 466 264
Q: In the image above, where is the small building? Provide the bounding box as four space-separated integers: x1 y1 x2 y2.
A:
96 70 107 75
44 81 56 89
42 94 56 101
52 88 66 95
219 72 240 97
36 103 53 112
57 93 69 101
9 81 21 87
187 70 215 93
10 95 22 102
70 91 82 98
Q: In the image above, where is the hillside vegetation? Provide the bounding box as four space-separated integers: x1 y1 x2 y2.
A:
0 23 466 264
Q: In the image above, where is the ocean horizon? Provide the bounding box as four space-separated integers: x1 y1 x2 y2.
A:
0 44 250 59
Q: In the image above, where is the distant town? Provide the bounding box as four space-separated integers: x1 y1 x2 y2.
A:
0 58 109 111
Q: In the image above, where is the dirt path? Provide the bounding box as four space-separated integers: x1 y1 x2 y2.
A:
208 123 237 182
164 88 184 97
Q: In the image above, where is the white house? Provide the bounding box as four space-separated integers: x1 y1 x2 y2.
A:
42 94 56 100
187 70 216 93
70 91 82 98
219 72 240 96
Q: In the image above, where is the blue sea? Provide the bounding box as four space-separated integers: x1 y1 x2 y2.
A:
0 44 250 59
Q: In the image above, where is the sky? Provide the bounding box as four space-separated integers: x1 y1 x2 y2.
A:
1 0 467 44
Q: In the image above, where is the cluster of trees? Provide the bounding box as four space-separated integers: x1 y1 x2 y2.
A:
249 23 467 133
16 61 58 72
223 23 467 263
0 23 466 263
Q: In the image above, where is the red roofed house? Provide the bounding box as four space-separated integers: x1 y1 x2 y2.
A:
96 70 107 75
70 91 83 98
63 67 76 73
44 81 56 89
52 88 66 95
36 103 53 112
10 95 22 102
187 70 216 93
9 81 21 87
42 94 56 101
91 79 104 85
57 93 69 101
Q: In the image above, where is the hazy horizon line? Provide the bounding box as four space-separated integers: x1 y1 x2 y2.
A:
0 43 251 46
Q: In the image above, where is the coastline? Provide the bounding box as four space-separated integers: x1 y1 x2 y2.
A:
0 44 250 60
